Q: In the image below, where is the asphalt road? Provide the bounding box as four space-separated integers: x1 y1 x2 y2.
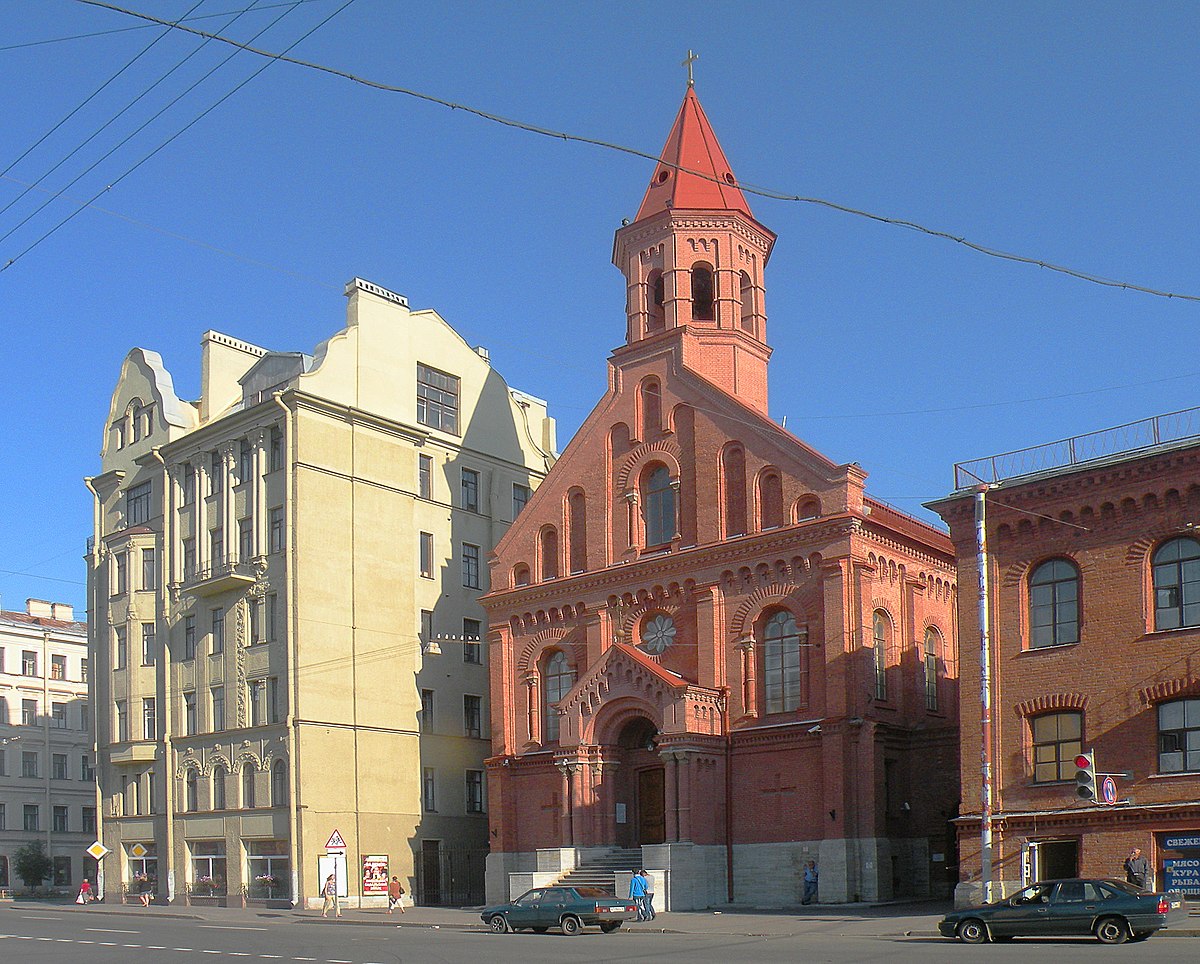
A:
0 908 1193 963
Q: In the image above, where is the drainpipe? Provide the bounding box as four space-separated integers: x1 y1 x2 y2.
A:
83 476 105 899
272 391 301 907
149 445 175 902
975 485 994 904
721 687 733 903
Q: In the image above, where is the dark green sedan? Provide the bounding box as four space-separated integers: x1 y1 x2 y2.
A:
481 886 640 935
939 878 1188 944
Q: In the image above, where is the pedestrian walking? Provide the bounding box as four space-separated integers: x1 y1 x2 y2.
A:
387 875 405 914
1124 848 1151 891
322 872 341 918
801 860 818 905
77 878 92 904
628 868 648 921
641 870 656 920
137 874 152 907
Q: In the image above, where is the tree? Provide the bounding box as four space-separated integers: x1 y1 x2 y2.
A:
13 841 53 889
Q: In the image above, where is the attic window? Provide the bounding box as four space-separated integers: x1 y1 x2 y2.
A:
691 264 714 321
724 173 736 185
656 170 670 184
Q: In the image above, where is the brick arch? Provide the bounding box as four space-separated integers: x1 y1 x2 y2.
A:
729 583 803 638
585 695 663 745
614 439 683 491
517 627 572 675
1139 676 1200 707
1013 692 1088 718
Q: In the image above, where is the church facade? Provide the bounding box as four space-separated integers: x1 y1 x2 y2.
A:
482 85 961 907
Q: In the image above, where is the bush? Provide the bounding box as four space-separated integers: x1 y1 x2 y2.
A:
14 841 52 889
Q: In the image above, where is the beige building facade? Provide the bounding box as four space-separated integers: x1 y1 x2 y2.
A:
0 600 94 894
85 278 554 905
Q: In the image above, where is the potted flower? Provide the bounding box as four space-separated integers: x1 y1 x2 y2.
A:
254 873 277 896
193 875 214 896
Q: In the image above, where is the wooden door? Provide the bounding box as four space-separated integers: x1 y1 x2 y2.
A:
637 768 666 844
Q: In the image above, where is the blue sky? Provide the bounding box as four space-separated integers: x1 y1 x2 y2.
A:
3 0 1200 615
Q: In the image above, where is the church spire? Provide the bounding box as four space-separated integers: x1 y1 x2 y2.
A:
633 84 755 223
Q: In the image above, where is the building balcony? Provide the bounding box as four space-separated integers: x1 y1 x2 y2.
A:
179 558 257 597
110 743 157 765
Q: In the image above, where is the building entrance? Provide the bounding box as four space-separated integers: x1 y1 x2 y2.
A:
638 768 666 844
1027 839 1078 883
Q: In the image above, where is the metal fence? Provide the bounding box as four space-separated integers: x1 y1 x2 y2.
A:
413 847 487 907
954 405 1200 489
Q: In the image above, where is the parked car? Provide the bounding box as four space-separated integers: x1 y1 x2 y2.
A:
939 878 1188 944
481 885 640 935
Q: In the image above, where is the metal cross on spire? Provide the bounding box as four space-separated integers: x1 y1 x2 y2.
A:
682 49 699 87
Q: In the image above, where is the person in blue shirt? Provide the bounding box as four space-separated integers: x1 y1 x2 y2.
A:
802 861 818 905
628 868 648 920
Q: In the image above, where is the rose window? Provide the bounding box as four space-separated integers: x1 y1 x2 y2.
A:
641 614 676 654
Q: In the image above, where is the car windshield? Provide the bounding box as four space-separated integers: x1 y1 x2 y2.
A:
512 890 543 906
1010 883 1054 905
573 887 611 899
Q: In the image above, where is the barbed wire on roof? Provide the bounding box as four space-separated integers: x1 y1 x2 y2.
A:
71 0 1200 303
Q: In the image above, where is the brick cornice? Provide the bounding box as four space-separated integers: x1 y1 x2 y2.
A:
1139 675 1200 706
1013 692 1088 718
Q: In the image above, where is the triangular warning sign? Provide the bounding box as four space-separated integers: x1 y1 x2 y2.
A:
325 829 347 850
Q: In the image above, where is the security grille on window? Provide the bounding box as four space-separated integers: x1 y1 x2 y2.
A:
416 363 459 433
463 543 481 590
1159 698 1200 773
463 618 482 664
466 770 484 813
1031 711 1082 782
461 468 480 511
126 481 152 525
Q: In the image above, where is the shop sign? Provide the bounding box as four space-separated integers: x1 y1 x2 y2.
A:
1162 858 1200 896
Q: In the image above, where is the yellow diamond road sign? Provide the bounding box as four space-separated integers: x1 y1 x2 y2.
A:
129 843 148 859
87 841 111 861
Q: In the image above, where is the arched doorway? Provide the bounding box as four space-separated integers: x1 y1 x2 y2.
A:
614 718 665 847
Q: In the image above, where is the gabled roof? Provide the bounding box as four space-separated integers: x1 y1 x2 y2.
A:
635 87 754 222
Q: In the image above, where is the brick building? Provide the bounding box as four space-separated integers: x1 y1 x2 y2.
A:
931 409 1200 905
481 83 961 908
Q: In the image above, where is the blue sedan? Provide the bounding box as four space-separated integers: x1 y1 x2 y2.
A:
481 886 640 936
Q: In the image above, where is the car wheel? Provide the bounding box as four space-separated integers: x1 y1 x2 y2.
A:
957 918 989 944
600 922 621 933
561 915 582 936
532 926 548 933
487 915 510 934
1095 916 1129 945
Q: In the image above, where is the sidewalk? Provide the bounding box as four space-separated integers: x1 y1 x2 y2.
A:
7 897 1200 939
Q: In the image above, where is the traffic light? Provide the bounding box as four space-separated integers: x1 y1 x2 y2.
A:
1074 752 1097 800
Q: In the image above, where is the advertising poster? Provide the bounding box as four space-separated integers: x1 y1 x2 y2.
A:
362 855 389 895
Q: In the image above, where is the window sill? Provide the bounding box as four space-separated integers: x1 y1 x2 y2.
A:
1137 626 1200 643
1146 771 1200 781
1018 641 1079 656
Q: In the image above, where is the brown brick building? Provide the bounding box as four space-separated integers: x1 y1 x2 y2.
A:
931 410 1200 905
480 84 961 909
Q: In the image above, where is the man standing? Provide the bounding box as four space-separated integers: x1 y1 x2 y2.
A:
802 860 819 905
1124 848 1152 891
628 868 647 921
322 873 341 918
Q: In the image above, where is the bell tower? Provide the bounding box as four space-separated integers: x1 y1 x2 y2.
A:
612 77 777 415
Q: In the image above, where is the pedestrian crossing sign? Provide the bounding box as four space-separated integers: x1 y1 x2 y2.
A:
325 829 347 850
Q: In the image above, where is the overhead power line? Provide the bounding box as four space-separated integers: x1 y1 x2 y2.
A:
70 0 1200 304
1 0 357 273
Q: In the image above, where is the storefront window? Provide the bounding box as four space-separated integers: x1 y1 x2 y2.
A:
126 842 157 896
190 840 227 896
246 840 289 899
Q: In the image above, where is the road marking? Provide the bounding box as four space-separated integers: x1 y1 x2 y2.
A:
87 927 140 933
173 948 194 952
200 925 270 931
21 915 62 919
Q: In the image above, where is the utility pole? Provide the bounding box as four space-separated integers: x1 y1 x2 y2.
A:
974 485 994 903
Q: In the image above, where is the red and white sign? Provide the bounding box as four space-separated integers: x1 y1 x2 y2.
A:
325 829 347 850
1101 776 1118 805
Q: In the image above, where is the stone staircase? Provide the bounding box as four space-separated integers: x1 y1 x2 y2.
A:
554 848 644 894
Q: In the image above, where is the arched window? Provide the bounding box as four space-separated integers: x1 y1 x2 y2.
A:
539 527 558 581
758 470 783 530
739 270 754 332
643 465 676 547
513 564 531 587
691 263 714 321
872 611 890 701
762 610 806 713
543 651 574 743
795 496 821 522
242 763 256 809
924 628 941 711
568 491 587 574
1031 711 1082 783
640 379 662 439
212 765 226 810
272 760 287 807
722 446 746 538
646 270 665 333
1153 537 1200 631
1029 559 1080 647
185 769 199 812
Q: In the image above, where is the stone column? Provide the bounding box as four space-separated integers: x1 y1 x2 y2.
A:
624 491 638 550
669 478 682 541
676 751 693 842
522 674 538 746
739 637 757 719
252 428 268 558
220 443 236 565
165 464 181 586
557 762 577 847
660 750 679 843
196 461 210 570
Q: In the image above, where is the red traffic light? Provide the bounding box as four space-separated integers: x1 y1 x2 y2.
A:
1074 754 1091 768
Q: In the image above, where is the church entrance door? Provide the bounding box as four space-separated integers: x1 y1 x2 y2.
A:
637 768 666 844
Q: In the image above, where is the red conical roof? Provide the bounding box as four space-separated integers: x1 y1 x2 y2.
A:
634 87 754 222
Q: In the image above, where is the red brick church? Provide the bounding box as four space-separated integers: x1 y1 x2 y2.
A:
482 80 961 907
